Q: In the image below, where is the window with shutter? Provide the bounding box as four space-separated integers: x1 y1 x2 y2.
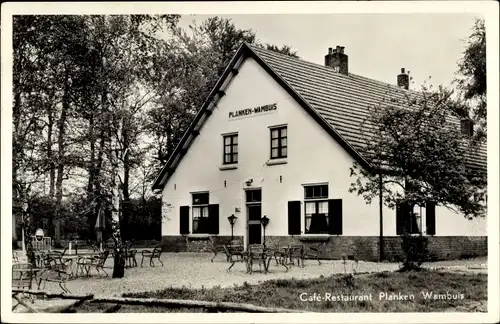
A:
303 184 329 234
288 201 301 235
180 206 190 234
328 199 342 235
426 201 436 235
208 204 219 234
192 192 210 234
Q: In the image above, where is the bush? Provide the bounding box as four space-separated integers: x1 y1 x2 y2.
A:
399 232 429 271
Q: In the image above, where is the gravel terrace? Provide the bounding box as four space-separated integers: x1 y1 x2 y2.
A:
12 253 487 312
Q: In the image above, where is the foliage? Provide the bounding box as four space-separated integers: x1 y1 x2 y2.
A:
349 84 487 219
454 18 486 142
12 15 299 250
261 43 299 58
399 232 429 272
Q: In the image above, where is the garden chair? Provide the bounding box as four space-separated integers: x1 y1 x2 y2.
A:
246 244 272 274
38 255 73 293
267 244 289 271
124 241 138 268
303 242 327 265
287 245 305 267
12 263 35 290
12 251 19 263
225 245 246 272
77 250 110 278
12 263 36 303
141 244 163 267
47 246 68 269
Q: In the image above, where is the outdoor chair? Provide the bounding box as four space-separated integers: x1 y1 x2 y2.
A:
12 263 36 303
46 246 68 269
38 255 73 293
77 250 110 278
246 244 272 274
303 242 327 265
124 241 138 268
287 245 305 267
12 251 19 263
141 244 163 267
225 245 246 272
12 263 35 290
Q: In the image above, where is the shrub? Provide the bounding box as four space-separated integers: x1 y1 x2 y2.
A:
399 232 429 271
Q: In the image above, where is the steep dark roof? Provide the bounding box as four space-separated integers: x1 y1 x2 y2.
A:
152 43 487 190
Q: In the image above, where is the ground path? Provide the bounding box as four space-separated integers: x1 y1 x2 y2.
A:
11 253 487 312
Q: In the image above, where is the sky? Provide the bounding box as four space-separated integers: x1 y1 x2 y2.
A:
177 13 481 90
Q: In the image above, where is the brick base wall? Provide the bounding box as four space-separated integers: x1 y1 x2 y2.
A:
161 235 244 253
161 235 487 261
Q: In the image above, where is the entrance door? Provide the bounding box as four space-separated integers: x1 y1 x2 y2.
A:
247 205 262 245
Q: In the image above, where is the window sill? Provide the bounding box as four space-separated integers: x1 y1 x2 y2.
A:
298 235 331 242
219 164 238 171
266 159 287 166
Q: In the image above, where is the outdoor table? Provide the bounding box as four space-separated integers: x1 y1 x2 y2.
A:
62 254 91 278
271 247 290 271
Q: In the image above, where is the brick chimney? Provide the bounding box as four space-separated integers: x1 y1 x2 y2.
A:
397 68 409 90
325 45 348 75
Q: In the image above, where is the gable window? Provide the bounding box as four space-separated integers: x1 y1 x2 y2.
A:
223 134 238 164
270 126 287 159
304 184 329 234
192 192 209 234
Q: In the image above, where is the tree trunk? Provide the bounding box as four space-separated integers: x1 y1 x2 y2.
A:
110 120 125 278
54 72 70 247
86 114 96 195
47 107 55 198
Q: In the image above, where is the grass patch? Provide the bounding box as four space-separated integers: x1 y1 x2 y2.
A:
77 271 487 313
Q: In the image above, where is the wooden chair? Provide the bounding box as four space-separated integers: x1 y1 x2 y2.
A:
12 251 19 263
141 245 163 267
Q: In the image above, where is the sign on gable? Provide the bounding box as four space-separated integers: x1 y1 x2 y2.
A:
229 103 277 120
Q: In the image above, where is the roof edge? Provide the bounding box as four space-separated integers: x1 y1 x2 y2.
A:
152 43 251 190
152 43 374 191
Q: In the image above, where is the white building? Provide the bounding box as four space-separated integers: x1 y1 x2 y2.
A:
152 44 487 261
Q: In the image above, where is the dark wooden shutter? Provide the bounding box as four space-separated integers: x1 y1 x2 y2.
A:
180 206 190 234
426 201 436 235
328 199 343 235
288 201 301 235
208 204 219 234
396 202 410 235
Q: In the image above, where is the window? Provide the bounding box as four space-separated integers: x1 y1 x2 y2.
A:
304 185 329 234
409 203 423 234
223 134 238 164
246 189 262 203
270 126 287 159
192 192 209 233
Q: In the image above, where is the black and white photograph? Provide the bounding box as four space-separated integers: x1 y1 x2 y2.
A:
1 1 499 322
